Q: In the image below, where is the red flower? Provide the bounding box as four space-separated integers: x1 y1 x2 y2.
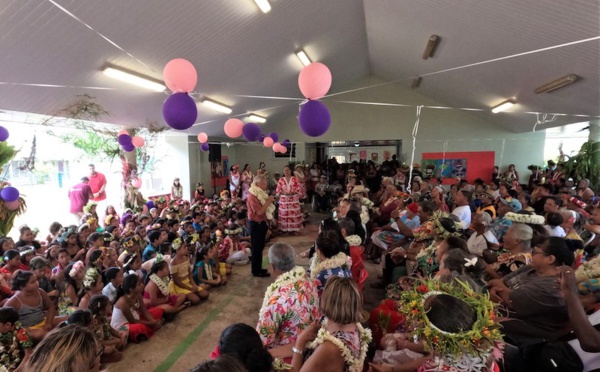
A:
416 284 429 294
16 329 28 342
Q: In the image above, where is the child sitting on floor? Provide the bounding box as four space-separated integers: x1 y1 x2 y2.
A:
111 274 164 343
170 238 209 305
0 307 33 371
219 224 250 265
102 267 124 304
194 247 227 291
89 295 126 363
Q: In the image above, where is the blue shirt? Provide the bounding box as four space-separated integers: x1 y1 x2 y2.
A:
142 243 158 262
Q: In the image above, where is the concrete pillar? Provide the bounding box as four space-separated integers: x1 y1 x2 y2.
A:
590 120 600 165
164 134 192 200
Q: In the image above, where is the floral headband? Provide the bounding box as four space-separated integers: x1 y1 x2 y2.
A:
124 253 138 268
504 212 545 225
224 227 242 235
121 235 141 249
83 268 100 288
69 261 85 278
154 253 165 264
172 238 184 250
430 210 464 239
186 234 199 245
398 279 502 358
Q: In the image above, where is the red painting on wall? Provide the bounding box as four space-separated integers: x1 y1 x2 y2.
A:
421 151 495 185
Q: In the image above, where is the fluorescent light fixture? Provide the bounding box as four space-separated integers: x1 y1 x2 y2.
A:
422 35 441 60
248 114 267 124
199 97 232 114
254 0 271 13
411 76 422 89
491 98 516 113
534 74 580 94
102 66 165 92
295 49 312 67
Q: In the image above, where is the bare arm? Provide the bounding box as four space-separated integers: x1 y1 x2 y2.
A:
560 267 600 352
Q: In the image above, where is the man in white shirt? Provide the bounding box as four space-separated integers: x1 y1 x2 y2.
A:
467 212 499 256
452 189 472 227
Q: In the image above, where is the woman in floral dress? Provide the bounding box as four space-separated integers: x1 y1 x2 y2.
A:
241 164 253 201
276 166 303 233
292 276 372 372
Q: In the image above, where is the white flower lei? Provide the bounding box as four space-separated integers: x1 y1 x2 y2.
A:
309 252 351 280
204 262 213 281
258 266 307 320
306 318 372 372
149 274 170 297
504 212 545 225
249 184 275 220
345 235 362 247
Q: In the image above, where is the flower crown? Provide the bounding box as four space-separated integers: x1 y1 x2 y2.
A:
122 235 140 249
154 253 165 264
398 279 502 358
172 238 184 250
69 261 85 278
504 212 545 225
430 210 464 239
224 227 242 235
83 268 100 288
186 234 199 245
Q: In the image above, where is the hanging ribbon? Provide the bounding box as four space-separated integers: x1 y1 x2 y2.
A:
406 106 423 193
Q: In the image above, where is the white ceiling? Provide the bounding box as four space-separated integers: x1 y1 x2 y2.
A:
0 0 598 136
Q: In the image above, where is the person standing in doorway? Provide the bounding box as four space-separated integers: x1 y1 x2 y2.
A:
69 176 93 220
88 164 107 210
247 175 275 278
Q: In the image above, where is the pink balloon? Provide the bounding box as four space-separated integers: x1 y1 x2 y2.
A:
131 136 145 148
197 132 208 143
131 178 142 189
298 62 332 99
5 200 20 211
163 58 198 93
263 137 274 147
118 130 129 136
272 142 281 152
280 146 288 154
224 118 244 138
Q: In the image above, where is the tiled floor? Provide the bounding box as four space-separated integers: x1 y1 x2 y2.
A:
112 212 383 371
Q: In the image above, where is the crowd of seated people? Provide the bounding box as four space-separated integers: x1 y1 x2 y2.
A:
5 158 600 372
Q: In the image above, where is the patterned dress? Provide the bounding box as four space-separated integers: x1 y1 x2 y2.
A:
241 170 253 201
256 268 319 349
0 324 32 372
276 176 303 232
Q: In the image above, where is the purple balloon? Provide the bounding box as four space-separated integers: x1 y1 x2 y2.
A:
242 123 261 142
162 93 198 130
117 134 132 146
268 132 279 143
200 142 210 152
0 186 19 202
146 200 155 209
0 126 9 142
298 100 331 137
258 133 266 142
282 139 291 146
122 143 135 152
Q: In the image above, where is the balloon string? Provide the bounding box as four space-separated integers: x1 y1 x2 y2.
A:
47 0 155 72
406 106 423 193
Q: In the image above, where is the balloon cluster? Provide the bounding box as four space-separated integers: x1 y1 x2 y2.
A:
197 132 209 152
298 62 332 137
1 186 21 210
116 130 145 153
162 59 198 130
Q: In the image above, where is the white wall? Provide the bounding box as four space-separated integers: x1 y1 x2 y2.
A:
254 75 545 178
186 75 546 182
